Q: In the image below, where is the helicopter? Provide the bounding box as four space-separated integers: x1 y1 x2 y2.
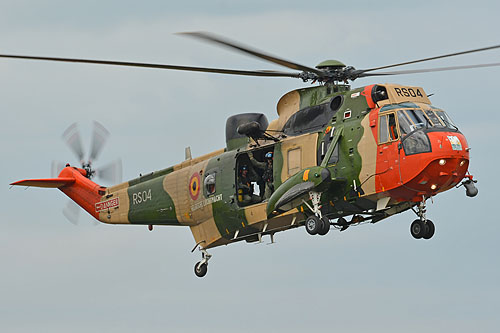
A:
8 32 497 277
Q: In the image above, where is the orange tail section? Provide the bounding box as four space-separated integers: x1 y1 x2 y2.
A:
10 167 106 220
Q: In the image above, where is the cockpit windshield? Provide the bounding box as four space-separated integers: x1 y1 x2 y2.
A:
433 109 458 130
396 108 458 137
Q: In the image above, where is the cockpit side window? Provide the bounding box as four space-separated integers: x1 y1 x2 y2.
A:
388 113 398 140
379 114 389 144
379 113 399 144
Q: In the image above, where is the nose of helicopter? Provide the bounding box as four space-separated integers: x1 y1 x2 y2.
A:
402 131 470 196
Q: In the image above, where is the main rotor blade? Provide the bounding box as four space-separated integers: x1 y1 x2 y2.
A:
178 31 323 75
359 62 500 77
362 44 500 73
62 123 85 164
0 53 300 78
89 121 110 162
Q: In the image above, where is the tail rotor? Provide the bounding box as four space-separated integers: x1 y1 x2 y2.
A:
54 121 122 225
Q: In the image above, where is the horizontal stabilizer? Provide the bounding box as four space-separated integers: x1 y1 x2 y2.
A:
10 178 75 188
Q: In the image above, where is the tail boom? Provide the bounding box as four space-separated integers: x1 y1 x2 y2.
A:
11 166 106 220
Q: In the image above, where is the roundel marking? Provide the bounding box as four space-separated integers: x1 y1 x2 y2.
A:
189 172 201 200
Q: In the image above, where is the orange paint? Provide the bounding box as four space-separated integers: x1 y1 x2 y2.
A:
362 84 376 108
303 169 310 181
57 167 104 220
374 130 469 202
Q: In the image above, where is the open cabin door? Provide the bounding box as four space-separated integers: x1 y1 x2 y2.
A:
235 145 276 207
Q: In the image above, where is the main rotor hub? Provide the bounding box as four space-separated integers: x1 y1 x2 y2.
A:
315 59 346 69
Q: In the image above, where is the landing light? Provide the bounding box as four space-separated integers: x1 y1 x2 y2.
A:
439 159 446 166
460 160 466 167
430 184 438 190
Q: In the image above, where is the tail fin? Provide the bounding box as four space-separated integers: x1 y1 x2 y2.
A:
10 166 105 220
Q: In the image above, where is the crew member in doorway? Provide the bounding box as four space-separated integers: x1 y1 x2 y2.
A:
248 151 274 200
237 165 260 205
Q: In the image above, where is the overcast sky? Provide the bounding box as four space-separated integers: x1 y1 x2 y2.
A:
1 1 500 332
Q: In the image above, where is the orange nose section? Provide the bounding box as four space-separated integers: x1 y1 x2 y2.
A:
403 132 469 198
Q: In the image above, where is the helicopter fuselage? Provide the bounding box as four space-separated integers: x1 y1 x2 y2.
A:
71 83 469 249
11 83 472 251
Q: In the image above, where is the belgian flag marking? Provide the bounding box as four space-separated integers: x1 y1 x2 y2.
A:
189 172 201 200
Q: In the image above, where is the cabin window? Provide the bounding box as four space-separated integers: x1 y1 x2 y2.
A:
282 103 334 136
434 110 458 130
287 148 301 176
204 173 216 196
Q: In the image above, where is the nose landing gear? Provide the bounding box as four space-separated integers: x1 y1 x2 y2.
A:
194 249 211 278
410 199 435 240
191 242 212 278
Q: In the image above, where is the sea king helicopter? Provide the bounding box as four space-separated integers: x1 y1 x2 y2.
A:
8 32 497 277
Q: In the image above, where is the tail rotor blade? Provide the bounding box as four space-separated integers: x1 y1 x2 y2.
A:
62 123 85 164
96 158 122 185
89 121 110 162
62 200 81 226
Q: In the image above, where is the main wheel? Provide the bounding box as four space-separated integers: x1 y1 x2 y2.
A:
410 220 427 239
305 215 321 235
318 216 330 236
194 261 208 278
422 220 435 240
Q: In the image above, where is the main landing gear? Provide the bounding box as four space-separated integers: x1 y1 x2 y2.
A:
305 215 330 236
410 199 435 240
303 191 330 236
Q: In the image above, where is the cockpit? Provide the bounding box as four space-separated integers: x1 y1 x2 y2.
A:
379 104 459 155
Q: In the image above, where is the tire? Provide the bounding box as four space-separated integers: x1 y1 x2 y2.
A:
318 216 330 236
194 261 208 278
410 220 427 239
305 215 321 235
423 220 435 240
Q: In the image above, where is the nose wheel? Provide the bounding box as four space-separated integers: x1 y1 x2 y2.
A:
410 198 435 240
193 248 212 278
194 261 208 277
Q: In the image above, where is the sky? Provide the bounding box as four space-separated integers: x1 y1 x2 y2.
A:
1 1 500 332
